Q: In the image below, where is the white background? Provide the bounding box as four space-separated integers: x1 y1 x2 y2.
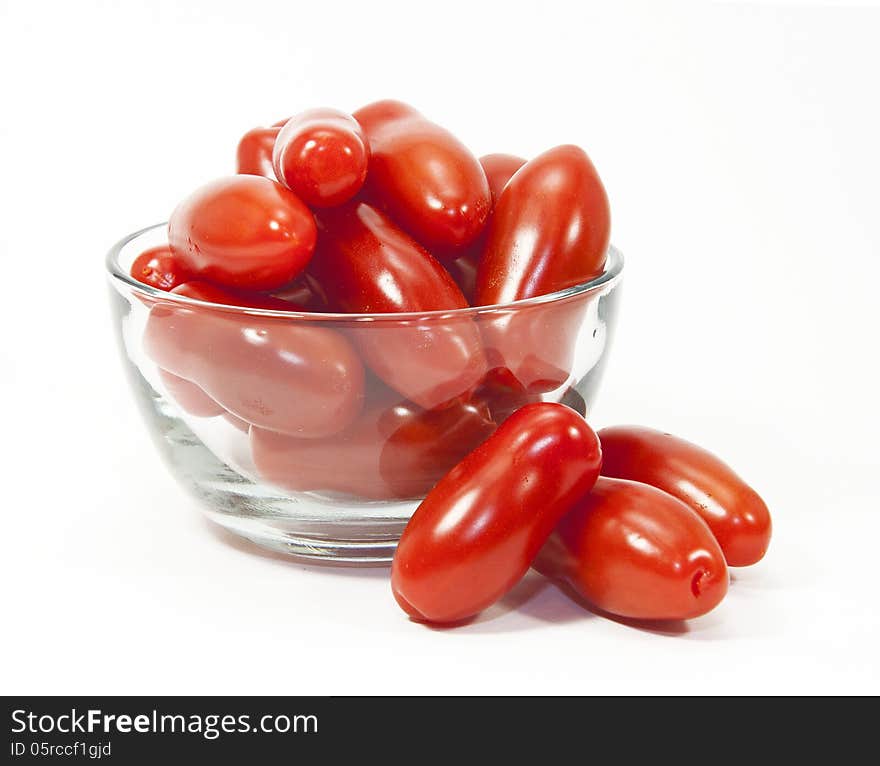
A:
1 0 878 695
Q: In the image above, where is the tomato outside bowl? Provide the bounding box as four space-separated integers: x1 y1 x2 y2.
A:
106 223 624 564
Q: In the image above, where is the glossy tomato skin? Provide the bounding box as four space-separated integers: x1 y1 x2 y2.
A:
273 108 369 207
598 426 772 566
354 100 490 253
535 477 729 620
236 126 281 178
159 279 307 311
270 278 326 311
479 153 527 204
143 282 364 437
454 153 528 271
471 367 542 425
251 383 495 500
474 145 609 392
130 245 191 291
308 201 487 409
443 255 477 303
168 176 317 291
158 369 226 417
476 145 610 302
391 403 602 624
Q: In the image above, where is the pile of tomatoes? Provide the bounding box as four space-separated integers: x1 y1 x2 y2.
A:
394 407 771 625
130 100 770 626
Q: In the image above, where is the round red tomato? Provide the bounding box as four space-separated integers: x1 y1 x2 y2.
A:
168 175 317 291
598 426 772 566
391 403 602 624
273 108 369 207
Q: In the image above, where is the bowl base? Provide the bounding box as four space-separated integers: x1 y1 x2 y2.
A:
205 510 400 565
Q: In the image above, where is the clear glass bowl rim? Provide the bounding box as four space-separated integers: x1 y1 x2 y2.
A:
106 222 624 322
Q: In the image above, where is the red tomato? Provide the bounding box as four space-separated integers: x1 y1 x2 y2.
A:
251 384 495 500
444 153 526 296
534 477 729 620
130 245 191 291
354 100 490 253
168 176 317 291
272 108 369 207
158 369 226 418
598 426 772 566
482 293 589 393
474 146 608 392
270 278 325 311
308 201 487 409
476 144 610 302
479 153 526 203
143 282 364 437
236 126 280 178
163 279 307 311
443 255 477 303
379 396 496 499
471 367 542 425
391 403 602 624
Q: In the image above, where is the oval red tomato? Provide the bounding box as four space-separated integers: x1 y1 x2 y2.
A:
308 201 487 409
476 144 610 302
453 153 527 272
391 403 602 624
162 279 306 311
158 369 226 418
143 282 364 437
354 100 491 253
273 108 369 207
251 383 495 500
236 126 280 178
168 175 317 291
534 477 729 620
130 245 191 292
598 426 772 566
479 153 526 203
474 145 609 393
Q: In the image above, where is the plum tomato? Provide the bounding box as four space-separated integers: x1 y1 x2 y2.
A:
443 255 477 303
476 144 610 303
130 245 191 292
158 369 226 418
143 282 364 437
452 153 527 272
473 145 609 392
308 201 487 409
598 426 772 566
162 279 307 311
168 175 317 291
273 108 369 207
534 477 729 620
236 126 281 178
250 384 495 500
391 403 602 624
354 100 491 253
479 153 526 203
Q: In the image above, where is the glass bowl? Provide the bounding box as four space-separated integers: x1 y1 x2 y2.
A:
106 223 623 564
